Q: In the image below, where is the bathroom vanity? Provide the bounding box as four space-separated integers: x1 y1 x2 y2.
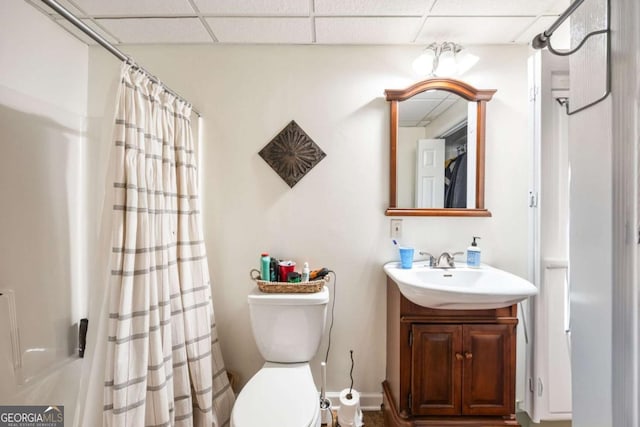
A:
383 277 520 426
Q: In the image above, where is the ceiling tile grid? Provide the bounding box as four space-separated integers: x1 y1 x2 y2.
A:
206 17 312 44
28 0 571 46
194 0 310 16
417 16 539 45
315 17 423 44
71 0 195 17
27 0 85 17
56 18 120 44
429 0 569 17
513 16 558 44
98 18 213 44
314 0 434 17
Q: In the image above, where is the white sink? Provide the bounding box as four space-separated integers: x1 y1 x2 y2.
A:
384 261 538 310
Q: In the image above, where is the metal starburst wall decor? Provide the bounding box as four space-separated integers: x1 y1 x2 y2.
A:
258 120 326 188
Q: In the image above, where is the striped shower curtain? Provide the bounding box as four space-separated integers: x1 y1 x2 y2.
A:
103 66 235 427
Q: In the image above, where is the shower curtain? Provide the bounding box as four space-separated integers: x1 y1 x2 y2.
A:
103 65 235 427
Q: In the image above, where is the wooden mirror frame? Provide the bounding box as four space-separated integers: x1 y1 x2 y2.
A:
385 78 496 217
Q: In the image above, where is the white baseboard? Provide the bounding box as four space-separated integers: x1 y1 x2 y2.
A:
324 391 383 411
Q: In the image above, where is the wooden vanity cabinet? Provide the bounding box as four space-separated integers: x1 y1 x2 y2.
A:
384 277 520 427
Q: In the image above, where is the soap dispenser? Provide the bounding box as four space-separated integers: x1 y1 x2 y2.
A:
466 236 481 267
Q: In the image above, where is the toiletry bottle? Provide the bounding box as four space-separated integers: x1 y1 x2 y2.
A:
466 237 481 267
269 257 279 282
260 253 270 281
302 262 310 282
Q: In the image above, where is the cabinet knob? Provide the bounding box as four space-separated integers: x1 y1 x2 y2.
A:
464 352 473 359
455 353 463 361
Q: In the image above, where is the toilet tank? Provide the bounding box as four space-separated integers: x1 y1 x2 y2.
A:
247 286 329 363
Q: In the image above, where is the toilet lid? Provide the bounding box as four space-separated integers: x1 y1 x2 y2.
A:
231 363 319 427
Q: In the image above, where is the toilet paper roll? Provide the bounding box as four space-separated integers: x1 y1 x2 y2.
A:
337 389 363 427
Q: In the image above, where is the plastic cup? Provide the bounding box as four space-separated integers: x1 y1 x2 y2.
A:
278 261 296 282
399 247 414 269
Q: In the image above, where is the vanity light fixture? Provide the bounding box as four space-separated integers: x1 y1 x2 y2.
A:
412 42 479 77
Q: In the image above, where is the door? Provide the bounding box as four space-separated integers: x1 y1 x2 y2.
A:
415 139 445 208
539 90 572 417
411 324 461 416
462 324 514 416
527 50 572 423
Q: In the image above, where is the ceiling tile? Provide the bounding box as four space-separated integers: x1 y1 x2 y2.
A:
72 0 194 16
206 17 311 43
427 98 460 120
25 0 57 15
514 16 550 44
28 0 573 46
194 0 309 16
544 0 571 15
97 18 212 44
430 0 567 16
315 17 422 44
314 0 433 16
400 99 444 123
29 0 86 17
55 18 119 44
417 16 537 44
513 15 571 47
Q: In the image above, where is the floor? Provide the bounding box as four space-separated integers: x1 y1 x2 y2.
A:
323 410 384 427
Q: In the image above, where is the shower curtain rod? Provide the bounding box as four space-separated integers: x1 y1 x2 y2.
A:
531 0 585 49
531 0 611 115
40 0 201 117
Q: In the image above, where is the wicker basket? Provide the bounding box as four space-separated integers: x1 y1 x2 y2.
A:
255 279 326 293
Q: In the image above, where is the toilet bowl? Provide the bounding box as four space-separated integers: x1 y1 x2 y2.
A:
231 363 320 427
230 286 329 427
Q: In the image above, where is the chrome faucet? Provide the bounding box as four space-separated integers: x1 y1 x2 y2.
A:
418 251 436 266
435 251 464 268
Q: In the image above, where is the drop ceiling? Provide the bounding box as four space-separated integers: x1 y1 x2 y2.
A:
400 91 467 128
27 0 569 46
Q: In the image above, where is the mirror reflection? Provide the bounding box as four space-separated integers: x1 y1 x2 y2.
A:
385 78 495 216
397 90 477 208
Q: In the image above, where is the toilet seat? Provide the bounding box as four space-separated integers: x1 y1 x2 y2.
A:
231 362 319 427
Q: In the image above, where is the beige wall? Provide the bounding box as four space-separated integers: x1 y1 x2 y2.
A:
86 44 532 403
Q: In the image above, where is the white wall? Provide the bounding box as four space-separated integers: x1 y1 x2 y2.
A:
0 0 88 418
568 0 613 425
610 0 640 425
86 44 532 402
397 126 425 207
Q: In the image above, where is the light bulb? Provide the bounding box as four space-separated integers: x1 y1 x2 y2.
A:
413 43 478 77
436 49 457 76
412 49 436 76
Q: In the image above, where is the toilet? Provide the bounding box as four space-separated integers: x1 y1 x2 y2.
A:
231 286 330 427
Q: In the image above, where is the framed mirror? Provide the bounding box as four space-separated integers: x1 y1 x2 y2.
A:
385 78 496 216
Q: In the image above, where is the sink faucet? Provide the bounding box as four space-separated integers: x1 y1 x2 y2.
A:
434 251 465 269
418 251 436 267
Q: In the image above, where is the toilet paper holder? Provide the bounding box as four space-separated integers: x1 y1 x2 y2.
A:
337 388 363 427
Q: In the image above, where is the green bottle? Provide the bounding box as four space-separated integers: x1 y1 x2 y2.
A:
260 253 270 281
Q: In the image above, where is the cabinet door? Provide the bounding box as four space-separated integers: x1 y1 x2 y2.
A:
411 324 462 416
462 324 514 415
